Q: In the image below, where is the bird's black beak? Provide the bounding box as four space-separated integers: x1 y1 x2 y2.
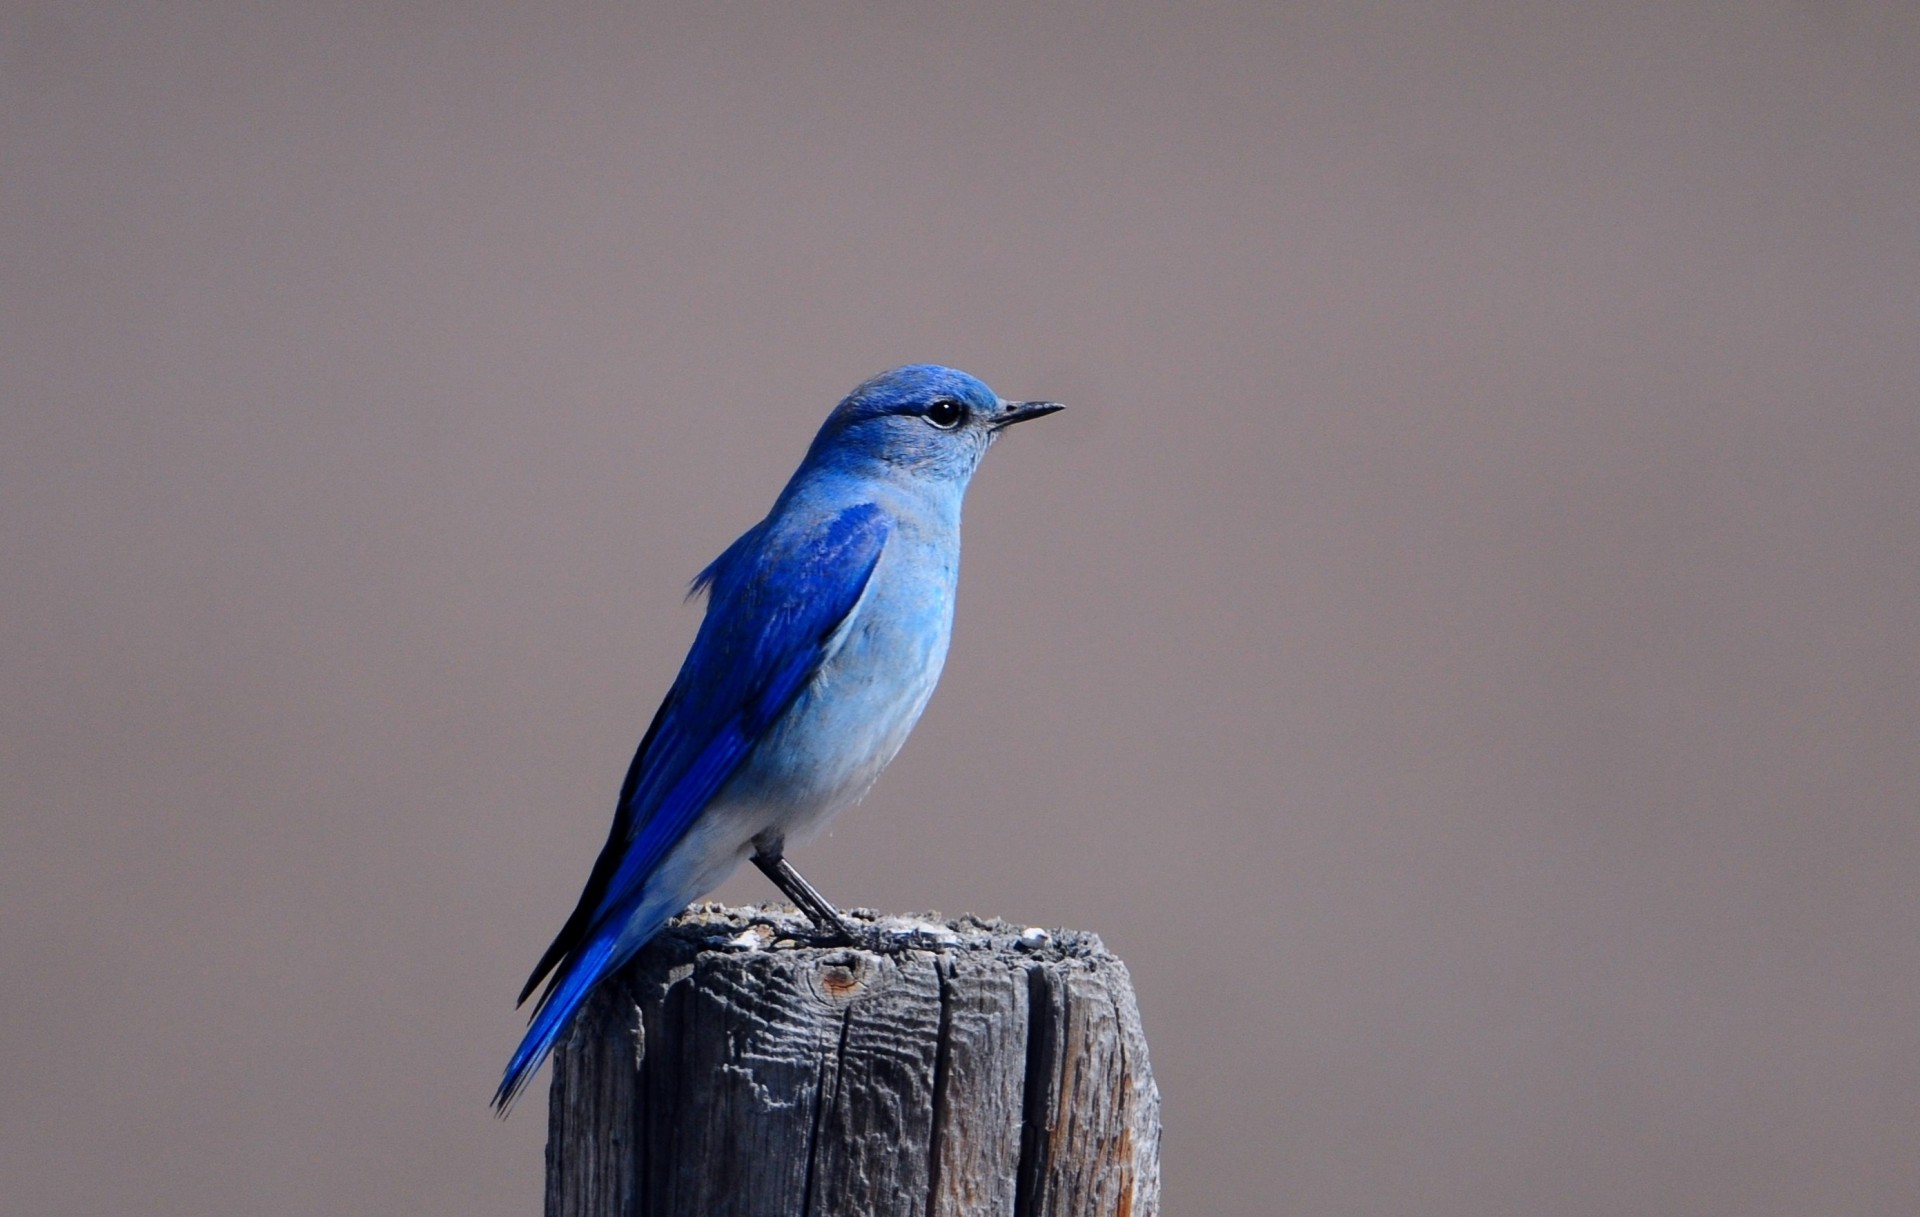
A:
989 400 1066 431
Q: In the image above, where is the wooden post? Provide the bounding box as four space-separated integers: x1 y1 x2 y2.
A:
544 905 1161 1217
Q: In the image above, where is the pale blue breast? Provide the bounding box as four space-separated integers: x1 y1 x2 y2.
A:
719 522 958 844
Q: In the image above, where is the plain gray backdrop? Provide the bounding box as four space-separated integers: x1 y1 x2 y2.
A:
4 4 1917 1214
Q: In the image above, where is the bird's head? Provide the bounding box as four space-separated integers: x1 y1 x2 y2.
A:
802 365 1063 486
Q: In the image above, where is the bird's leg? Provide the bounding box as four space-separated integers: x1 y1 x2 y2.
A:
751 852 859 943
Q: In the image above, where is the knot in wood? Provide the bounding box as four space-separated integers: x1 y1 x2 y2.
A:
803 949 886 1009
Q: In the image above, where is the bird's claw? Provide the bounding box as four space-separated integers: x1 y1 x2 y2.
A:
814 914 961 954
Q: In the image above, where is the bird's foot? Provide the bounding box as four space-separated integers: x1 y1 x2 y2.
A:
751 853 869 945
749 854 961 953
820 910 962 954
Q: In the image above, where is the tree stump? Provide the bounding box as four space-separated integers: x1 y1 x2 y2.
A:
544 904 1161 1217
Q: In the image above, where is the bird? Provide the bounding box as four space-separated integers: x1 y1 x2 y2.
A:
494 364 1063 1112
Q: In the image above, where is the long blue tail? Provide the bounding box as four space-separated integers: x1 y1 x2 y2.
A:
492 933 624 1114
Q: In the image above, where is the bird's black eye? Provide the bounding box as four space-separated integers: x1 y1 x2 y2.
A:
924 399 966 430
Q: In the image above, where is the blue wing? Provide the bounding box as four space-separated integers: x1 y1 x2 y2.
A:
494 501 892 1111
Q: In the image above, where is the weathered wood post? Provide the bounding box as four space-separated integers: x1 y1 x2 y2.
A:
545 905 1161 1217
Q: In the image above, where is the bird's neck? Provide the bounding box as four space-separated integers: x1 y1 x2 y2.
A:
779 460 966 535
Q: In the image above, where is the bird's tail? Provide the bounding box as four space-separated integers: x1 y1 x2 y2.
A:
491 934 623 1115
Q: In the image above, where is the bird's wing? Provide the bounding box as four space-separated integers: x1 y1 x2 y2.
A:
515 501 892 1005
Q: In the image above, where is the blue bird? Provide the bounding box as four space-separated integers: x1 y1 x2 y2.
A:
495 365 1062 1111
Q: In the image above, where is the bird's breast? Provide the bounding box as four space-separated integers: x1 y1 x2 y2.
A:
721 536 956 839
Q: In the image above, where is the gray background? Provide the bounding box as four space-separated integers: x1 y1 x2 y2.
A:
4 4 1917 1215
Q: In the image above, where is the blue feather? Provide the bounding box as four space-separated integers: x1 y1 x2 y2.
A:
493 502 891 1111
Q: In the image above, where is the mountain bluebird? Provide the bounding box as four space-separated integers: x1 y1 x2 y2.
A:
495 365 1062 1111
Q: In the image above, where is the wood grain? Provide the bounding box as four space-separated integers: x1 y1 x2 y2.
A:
544 906 1160 1217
